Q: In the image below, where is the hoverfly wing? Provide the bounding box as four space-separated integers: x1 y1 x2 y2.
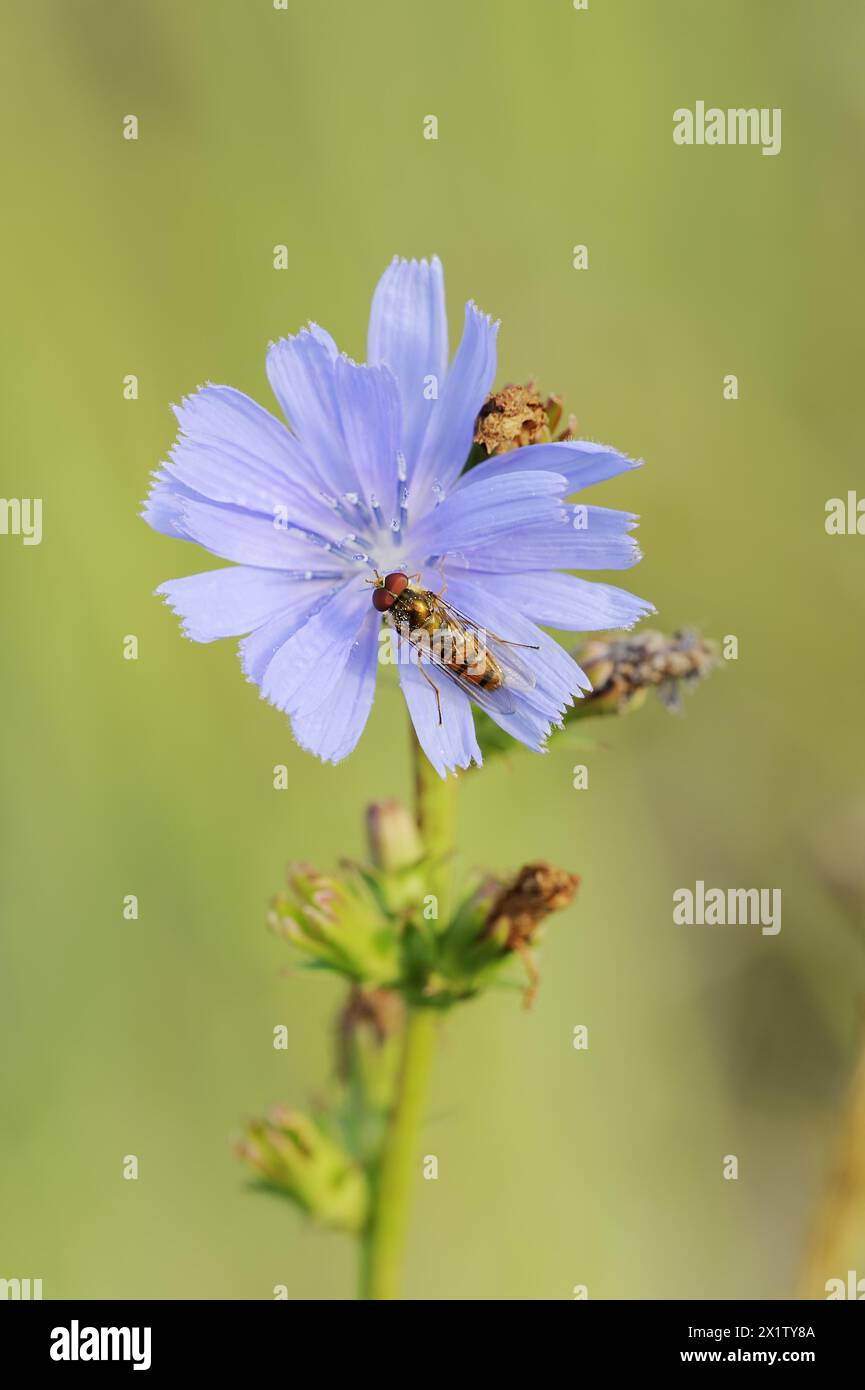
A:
431 596 538 694
483 634 538 694
394 625 521 717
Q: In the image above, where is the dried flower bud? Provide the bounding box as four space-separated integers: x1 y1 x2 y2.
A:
474 385 549 454
579 629 720 714
482 862 579 948
481 862 579 1007
467 383 578 475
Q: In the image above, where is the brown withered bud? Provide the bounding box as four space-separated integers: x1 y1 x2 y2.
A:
336 985 405 1080
473 383 579 456
481 862 580 1007
482 862 580 947
578 629 720 715
474 385 548 454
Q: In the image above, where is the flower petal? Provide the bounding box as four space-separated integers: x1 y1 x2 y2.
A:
367 256 448 473
457 439 642 495
410 301 498 510
481 571 655 632
175 496 350 570
443 574 590 718
334 356 403 519
398 658 481 779
474 700 554 753
165 384 322 508
141 471 200 538
156 566 336 643
446 507 642 572
260 580 373 719
266 327 360 499
290 608 380 763
410 470 567 561
239 583 343 685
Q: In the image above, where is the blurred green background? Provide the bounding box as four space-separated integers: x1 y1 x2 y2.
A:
2 0 864 1300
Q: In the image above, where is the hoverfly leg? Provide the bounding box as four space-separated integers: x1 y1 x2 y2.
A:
484 628 540 651
434 558 448 599
416 647 443 725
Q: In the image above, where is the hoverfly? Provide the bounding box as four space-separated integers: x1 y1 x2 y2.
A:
369 570 538 724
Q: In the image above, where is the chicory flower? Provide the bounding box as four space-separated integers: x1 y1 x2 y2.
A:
143 257 652 775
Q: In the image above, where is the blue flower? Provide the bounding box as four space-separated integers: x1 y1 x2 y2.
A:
142 257 652 776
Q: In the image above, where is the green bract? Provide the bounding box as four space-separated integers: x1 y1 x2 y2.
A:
239 1107 369 1234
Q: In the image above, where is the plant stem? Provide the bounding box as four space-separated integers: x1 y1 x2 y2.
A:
361 1007 437 1299
413 735 459 925
359 738 457 1299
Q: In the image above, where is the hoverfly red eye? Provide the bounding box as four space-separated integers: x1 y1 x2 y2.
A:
384 571 409 596
372 587 396 612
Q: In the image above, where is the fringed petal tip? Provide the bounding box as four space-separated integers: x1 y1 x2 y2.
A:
266 320 337 354
465 298 501 333
289 724 345 767
153 581 198 642
384 253 443 271
579 443 645 471
584 446 644 472
620 599 658 631
172 382 205 403
425 751 482 782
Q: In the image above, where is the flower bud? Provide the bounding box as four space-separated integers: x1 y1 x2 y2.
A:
366 800 423 872
236 1106 369 1233
268 860 401 985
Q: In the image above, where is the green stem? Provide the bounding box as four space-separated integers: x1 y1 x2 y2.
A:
414 734 458 925
359 736 457 1300
361 1007 437 1299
